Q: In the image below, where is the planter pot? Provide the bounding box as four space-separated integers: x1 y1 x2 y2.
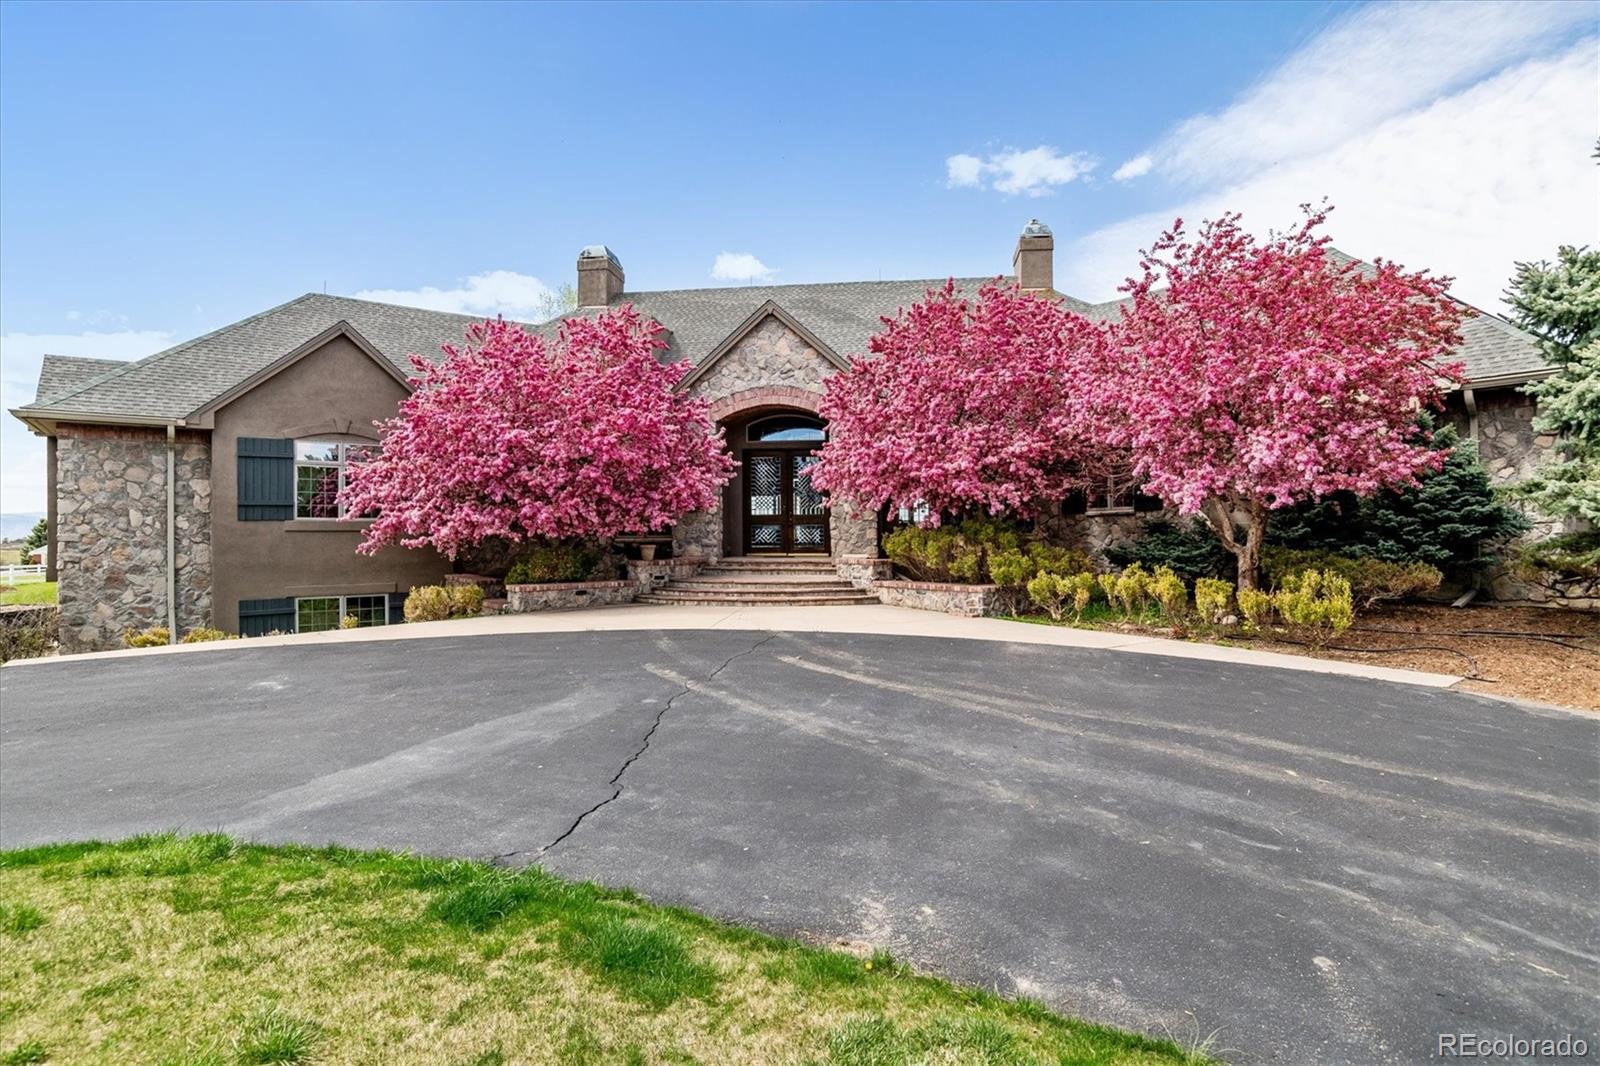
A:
639 544 658 561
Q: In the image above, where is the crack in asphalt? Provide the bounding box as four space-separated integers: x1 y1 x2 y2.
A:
494 632 779 865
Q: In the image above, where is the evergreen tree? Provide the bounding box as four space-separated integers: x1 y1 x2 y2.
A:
1504 245 1600 523
1270 424 1528 572
21 518 47 556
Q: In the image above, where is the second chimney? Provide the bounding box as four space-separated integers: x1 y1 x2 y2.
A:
1013 219 1054 292
577 245 625 307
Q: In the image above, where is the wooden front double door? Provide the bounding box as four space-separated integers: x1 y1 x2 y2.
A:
743 450 829 554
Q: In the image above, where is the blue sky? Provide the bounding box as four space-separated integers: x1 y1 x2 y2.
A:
2 0 1596 513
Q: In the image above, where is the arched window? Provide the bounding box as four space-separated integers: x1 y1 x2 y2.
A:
748 414 826 442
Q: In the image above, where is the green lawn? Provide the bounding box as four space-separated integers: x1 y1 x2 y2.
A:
0 835 1216 1065
0 580 55 606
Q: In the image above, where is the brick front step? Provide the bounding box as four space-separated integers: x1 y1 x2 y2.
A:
674 578 847 591
702 557 834 571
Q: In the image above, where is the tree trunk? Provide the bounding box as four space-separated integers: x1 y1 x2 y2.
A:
1202 497 1269 590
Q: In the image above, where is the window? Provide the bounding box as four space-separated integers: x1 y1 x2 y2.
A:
1085 475 1136 514
295 594 389 633
294 440 377 519
748 414 826 442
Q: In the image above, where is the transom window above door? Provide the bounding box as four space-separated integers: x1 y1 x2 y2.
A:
747 414 826 442
294 440 378 519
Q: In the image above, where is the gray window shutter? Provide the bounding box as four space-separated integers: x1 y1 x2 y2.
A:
387 592 407 625
238 438 295 520
239 597 295 636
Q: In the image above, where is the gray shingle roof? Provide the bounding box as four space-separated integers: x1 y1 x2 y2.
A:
34 356 133 405
16 255 1549 424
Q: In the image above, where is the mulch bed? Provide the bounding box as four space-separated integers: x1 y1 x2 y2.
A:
1245 604 1600 711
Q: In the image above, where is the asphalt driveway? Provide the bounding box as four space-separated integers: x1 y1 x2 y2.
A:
3 630 1596 1064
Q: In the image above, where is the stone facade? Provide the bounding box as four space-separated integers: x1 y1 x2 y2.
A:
55 425 212 651
689 314 834 401
876 580 1001 617
505 580 636 612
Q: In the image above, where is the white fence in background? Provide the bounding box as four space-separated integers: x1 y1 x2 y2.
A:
1 564 47 583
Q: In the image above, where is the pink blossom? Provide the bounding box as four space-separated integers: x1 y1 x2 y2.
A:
343 308 735 558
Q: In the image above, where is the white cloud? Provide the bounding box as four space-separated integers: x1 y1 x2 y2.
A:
352 270 559 321
945 154 985 187
1111 154 1153 182
711 252 776 283
1138 0 1592 185
1057 36 1600 315
1 329 172 515
944 146 1097 196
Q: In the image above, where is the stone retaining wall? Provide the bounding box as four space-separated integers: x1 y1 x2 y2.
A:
627 559 702 594
835 555 892 590
505 580 636 612
875 580 1001 617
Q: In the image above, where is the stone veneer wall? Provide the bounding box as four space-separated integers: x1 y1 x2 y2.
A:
675 314 847 561
876 580 1001 617
835 555 892 590
55 425 212 651
505 580 636 612
627 558 702 594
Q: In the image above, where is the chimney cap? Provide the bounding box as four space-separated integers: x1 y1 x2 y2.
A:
1021 219 1053 238
579 244 622 267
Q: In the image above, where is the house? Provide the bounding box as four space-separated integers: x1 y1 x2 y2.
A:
12 223 1554 650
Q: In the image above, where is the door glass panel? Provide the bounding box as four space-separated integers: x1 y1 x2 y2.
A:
751 524 782 547
793 524 824 548
749 456 781 517
792 455 824 516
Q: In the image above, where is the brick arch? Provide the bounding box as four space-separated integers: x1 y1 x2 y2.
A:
706 386 822 424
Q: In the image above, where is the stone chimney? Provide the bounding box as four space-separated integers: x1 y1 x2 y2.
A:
577 244 625 307
1012 219 1054 292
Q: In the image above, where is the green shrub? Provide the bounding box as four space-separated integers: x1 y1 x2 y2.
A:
404 585 486 623
1097 572 1119 610
180 627 238 643
1273 569 1354 651
1194 578 1233 624
882 517 1040 584
123 626 170 648
1111 563 1151 618
1516 529 1600 580
505 542 603 585
1026 543 1091 577
1151 565 1188 626
403 586 453 623
1026 573 1072 621
1237 587 1274 632
1104 519 1233 581
1269 424 1528 573
1262 547 1442 609
0 622 52 664
449 585 486 617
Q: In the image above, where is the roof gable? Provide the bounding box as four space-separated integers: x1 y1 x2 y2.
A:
677 300 851 392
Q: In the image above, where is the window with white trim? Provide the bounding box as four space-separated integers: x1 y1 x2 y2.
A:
294 440 377 519
295 594 388 633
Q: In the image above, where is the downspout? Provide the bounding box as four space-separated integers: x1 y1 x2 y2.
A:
1462 386 1478 441
166 424 177 644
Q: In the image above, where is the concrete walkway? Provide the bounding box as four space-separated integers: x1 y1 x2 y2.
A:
11 602 1465 687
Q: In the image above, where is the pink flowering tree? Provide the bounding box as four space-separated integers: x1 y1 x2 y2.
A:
343 308 735 559
1106 207 1466 589
812 281 1114 523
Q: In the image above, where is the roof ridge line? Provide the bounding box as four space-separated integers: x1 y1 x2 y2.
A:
615 274 1011 300
27 292 325 411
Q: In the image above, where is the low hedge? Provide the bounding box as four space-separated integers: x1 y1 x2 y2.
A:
1262 547 1442 609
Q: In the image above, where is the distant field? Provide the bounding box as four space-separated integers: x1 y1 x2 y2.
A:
0 581 55 606
0 548 21 565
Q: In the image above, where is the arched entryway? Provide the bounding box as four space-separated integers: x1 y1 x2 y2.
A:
718 407 829 555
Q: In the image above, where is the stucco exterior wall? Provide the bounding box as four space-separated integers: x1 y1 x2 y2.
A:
210 335 445 632
54 424 212 651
